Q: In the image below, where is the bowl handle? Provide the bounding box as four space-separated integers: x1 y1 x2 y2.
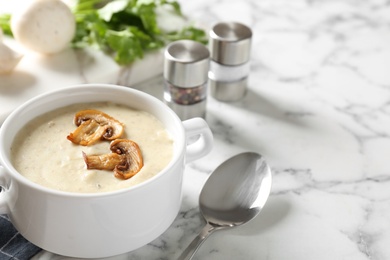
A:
182 118 213 163
0 165 10 215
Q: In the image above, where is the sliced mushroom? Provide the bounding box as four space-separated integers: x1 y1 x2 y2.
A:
82 139 143 180
67 119 106 146
82 151 123 170
110 139 144 180
67 109 124 146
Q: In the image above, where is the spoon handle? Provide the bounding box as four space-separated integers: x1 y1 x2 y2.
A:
177 222 217 260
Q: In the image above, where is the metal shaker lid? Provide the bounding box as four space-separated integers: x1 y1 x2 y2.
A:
164 40 210 88
209 22 252 65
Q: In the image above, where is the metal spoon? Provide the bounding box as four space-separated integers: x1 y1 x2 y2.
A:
178 152 272 260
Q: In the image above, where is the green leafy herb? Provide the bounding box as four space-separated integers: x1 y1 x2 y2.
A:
0 0 207 65
72 0 207 65
0 14 12 36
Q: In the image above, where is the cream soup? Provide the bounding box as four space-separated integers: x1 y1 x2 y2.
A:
11 102 173 193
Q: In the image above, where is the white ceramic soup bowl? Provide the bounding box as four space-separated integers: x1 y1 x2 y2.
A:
0 84 213 258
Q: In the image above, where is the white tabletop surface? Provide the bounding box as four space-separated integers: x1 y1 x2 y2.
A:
1 0 389 259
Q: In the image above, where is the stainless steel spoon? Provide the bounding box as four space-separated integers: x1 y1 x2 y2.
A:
178 152 272 260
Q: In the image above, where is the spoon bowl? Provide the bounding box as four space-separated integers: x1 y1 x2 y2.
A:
178 152 272 260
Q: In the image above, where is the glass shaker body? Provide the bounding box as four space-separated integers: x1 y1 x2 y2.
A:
209 22 252 102
163 40 210 120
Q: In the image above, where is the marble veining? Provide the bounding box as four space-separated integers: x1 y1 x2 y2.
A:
0 0 387 259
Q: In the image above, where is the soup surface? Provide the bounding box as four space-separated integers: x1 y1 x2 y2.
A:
11 102 173 193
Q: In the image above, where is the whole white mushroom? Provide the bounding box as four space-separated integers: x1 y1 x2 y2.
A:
11 0 76 54
0 28 24 74
0 43 24 74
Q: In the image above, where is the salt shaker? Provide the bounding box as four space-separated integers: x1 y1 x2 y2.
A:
163 40 210 120
209 22 252 102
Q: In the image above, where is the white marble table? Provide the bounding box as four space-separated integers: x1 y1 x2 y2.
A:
2 0 390 259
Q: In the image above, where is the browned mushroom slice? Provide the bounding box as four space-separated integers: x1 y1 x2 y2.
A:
67 119 106 146
82 151 124 170
67 109 124 146
74 109 124 140
82 139 143 180
110 139 144 180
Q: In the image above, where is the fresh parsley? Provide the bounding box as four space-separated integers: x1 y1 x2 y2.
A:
0 14 12 36
72 0 207 65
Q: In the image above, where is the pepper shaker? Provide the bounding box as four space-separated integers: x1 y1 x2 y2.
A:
209 22 252 102
163 40 210 120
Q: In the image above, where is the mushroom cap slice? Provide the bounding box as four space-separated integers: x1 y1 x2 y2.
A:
110 139 144 180
74 109 124 140
82 151 124 171
67 109 124 146
67 119 107 146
